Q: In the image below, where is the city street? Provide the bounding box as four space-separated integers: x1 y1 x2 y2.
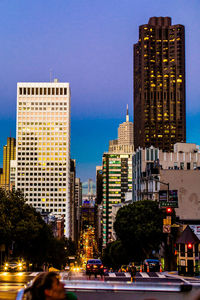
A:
1 270 200 299
0 271 35 299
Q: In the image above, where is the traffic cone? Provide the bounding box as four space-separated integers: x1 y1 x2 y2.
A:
140 265 143 272
160 265 162 272
147 265 150 273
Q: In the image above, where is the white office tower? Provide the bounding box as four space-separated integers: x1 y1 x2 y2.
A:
16 81 71 237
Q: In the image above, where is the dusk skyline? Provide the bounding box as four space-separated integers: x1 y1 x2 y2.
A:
0 0 200 182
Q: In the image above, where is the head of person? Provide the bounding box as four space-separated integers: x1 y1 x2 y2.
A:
25 271 66 300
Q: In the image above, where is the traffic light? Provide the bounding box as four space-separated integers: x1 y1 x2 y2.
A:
166 207 172 214
187 243 192 249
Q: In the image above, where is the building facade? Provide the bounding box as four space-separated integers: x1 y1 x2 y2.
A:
102 109 134 246
109 105 134 154
133 143 200 221
70 159 76 241
134 17 186 152
15 81 71 236
102 153 133 246
0 137 16 190
75 177 82 244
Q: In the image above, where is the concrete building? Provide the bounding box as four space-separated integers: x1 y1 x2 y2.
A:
70 159 76 242
10 160 16 191
75 177 82 243
15 80 71 237
133 143 200 221
102 108 134 247
0 137 16 190
109 105 134 154
96 166 103 205
134 17 186 152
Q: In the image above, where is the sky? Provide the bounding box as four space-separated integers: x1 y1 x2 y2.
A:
0 0 199 182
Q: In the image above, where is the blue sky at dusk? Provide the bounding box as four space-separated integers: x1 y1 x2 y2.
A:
0 0 199 182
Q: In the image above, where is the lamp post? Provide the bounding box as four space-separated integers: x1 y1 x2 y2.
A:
149 175 169 201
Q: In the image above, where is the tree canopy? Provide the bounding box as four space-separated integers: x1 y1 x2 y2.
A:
113 200 164 262
0 188 76 269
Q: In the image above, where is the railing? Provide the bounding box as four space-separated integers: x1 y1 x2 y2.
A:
16 280 196 300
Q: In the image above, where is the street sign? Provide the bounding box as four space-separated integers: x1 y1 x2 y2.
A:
159 190 168 201
159 190 178 208
160 201 177 208
163 224 171 233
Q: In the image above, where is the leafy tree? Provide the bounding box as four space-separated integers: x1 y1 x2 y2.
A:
102 240 129 269
0 188 64 268
114 200 164 261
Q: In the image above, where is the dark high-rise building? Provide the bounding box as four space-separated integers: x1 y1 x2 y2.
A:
134 17 186 151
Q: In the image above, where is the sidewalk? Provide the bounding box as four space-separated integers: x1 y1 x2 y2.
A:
164 271 200 281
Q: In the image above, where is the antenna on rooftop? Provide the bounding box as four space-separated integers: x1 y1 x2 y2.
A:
126 104 129 122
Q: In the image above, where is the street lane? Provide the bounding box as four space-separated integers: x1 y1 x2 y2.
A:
0 271 35 300
2 270 200 299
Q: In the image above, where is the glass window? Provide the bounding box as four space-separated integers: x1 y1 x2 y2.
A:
146 149 149 161
180 244 185 257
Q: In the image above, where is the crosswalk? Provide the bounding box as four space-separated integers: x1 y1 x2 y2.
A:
3 271 199 286
105 272 168 279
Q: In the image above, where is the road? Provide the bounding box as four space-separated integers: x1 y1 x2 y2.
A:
1 270 200 299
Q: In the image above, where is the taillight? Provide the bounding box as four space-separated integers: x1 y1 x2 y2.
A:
100 265 104 269
86 265 90 268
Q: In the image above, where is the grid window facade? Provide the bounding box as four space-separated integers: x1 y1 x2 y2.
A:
16 82 71 237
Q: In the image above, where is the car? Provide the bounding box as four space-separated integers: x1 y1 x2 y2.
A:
143 259 161 272
86 259 104 277
3 259 26 272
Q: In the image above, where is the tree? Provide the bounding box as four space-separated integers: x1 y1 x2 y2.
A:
102 240 129 269
0 189 58 267
114 200 164 262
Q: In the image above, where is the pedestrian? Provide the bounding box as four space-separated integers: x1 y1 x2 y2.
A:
24 271 77 300
129 263 137 282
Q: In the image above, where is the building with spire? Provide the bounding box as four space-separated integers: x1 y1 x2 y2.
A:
109 105 134 153
102 107 134 247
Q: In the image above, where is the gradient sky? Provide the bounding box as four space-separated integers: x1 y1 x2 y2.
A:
0 0 199 182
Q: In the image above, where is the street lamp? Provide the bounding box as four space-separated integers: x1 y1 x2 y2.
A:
149 176 169 202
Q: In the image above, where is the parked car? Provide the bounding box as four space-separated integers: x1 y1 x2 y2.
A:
86 259 104 277
143 259 161 272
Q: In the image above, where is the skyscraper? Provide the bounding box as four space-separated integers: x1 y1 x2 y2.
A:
134 17 186 151
0 137 16 190
16 80 71 237
102 108 134 246
109 105 134 153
